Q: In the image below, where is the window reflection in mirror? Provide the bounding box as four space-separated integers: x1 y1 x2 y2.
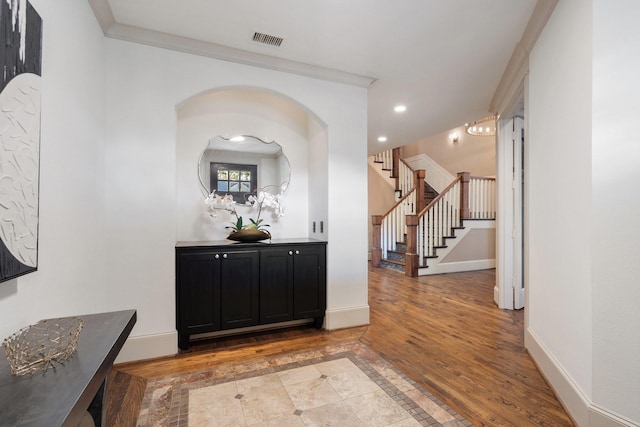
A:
198 136 290 204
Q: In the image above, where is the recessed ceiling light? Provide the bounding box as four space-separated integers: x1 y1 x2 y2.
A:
394 105 407 113
378 136 388 142
230 136 245 142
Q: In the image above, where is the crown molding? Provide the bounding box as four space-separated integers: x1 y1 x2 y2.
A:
87 0 115 34
490 0 558 114
87 0 375 88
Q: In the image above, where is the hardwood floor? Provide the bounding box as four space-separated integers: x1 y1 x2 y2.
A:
106 266 573 426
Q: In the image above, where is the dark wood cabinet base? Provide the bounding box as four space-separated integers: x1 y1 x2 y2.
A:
178 316 325 350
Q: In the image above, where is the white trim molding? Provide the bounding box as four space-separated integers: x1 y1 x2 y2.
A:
402 153 455 193
114 306 371 363
490 0 558 114
115 331 178 363
526 330 639 427
324 305 370 330
88 0 374 88
421 259 495 276
418 219 496 276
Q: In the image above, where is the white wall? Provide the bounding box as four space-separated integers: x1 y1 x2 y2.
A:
401 125 496 177
527 0 593 423
323 97 369 328
0 1 108 338
103 38 369 355
592 0 640 422
0 1 369 361
528 0 640 425
307 119 329 241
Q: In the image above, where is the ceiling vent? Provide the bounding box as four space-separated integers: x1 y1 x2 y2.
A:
252 32 284 47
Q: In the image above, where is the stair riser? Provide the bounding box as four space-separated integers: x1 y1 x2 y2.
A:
380 260 405 272
386 251 406 262
395 243 407 252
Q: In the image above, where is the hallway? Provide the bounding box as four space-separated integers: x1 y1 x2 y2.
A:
107 266 573 426
361 266 572 425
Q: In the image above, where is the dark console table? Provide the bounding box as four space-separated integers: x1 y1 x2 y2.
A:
0 309 136 426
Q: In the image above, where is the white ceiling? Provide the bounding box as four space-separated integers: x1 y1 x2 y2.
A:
91 0 539 154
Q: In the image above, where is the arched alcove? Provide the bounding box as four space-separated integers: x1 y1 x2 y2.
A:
175 87 328 242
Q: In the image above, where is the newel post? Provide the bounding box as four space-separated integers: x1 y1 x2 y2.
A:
458 172 470 219
415 169 426 212
404 214 419 277
371 215 383 267
391 147 401 178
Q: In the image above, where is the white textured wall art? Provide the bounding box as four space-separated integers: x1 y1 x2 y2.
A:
0 73 40 267
0 0 42 282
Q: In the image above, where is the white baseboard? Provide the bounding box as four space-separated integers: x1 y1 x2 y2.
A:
325 305 370 330
419 259 495 275
526 329 638 427
590 405 640 427
115 331 177 364
525 328 589 426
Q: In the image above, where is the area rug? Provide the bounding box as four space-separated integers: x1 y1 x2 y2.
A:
136 342 471 427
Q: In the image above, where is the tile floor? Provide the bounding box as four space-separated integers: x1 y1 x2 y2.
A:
136 342 470 427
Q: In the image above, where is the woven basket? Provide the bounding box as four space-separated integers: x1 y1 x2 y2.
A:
2 317 83 376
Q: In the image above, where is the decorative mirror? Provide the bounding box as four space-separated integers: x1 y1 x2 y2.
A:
198 135 290 205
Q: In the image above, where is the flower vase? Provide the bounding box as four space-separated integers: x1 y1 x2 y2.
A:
227 229 271 242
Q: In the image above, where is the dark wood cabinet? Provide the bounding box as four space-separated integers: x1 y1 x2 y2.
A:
176 247 259 349
176 239 326 350
292 245 326 323
219 250 260 329
259 244 326 326
259 248 294 324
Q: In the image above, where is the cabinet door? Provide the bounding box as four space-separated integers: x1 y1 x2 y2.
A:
260 248 294 324
293 245 326 320
219 250 260 329
176 251 221 336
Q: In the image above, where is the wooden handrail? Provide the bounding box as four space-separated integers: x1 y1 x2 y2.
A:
399 157 415 172
381 185 417 217
416 175 462 217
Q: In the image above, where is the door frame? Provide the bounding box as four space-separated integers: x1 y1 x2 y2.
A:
496 118 514 309
495 79 527 310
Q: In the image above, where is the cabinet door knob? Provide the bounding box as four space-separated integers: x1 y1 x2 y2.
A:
214 254 220 259
222 253 228 259
295 250 300 255
288 251 293 255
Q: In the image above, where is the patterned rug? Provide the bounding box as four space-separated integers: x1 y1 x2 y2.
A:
136 342 471 427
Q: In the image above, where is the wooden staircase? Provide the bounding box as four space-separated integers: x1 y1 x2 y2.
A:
371 149 496 277
424 181 438 205
378 223 465 272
